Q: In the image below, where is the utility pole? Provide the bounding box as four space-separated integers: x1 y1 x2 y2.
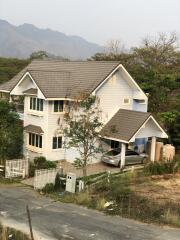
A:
26 205 34 240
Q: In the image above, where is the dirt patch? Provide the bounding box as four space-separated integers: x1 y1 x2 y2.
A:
134 173 180 203
59 160 120 177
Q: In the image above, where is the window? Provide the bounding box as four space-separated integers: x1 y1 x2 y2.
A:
29 133 42 148
125 150 139 156
30 97 43 111
54 100 64 112
106 149 121 156
111 140 120 149
123 98 130 105
52 136 62 149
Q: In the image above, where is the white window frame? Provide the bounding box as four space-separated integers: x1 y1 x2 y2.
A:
28 133 42 150
52 136 63 150
53 100 64 113
29 97 43 112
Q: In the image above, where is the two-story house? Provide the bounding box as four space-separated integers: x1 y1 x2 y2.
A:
0 60 167 167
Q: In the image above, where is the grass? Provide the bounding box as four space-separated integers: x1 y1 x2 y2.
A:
0 177 21 185
50 168 180 228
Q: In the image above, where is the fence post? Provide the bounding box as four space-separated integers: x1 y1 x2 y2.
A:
26 205 34 240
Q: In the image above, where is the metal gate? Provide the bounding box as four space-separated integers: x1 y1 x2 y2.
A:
5 159 29 178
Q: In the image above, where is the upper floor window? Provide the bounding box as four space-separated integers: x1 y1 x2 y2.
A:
29 133 42 148
52 136 62 149
54 100 64 112
123 98 130 105
30 97 43 111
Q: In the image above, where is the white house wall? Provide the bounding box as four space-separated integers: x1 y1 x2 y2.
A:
96 70 133 124
24 96 49 159
10 75 44 99
133 99 148 112
46 100 65 161
133 118 165 140
95 69 148 124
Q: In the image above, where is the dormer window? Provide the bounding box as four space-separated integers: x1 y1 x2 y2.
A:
30 97 43 111
54 100 64 112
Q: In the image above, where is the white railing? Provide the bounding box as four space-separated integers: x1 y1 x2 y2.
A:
34 168 57 190
5 159 29 178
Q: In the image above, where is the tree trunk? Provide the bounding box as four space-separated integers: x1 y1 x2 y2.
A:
82 166 87 177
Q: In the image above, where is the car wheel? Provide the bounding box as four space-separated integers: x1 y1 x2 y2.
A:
141 157 146 164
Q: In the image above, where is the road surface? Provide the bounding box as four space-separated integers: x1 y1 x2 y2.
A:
0 186 180 240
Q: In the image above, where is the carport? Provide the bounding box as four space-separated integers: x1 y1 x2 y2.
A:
100 109 168 168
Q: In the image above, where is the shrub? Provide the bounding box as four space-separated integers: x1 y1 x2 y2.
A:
29 162 36 177
29 157 57 177
144 158 180 175
42 183 55 193
54 173 66 191
44 160 56 169
34 156 47 169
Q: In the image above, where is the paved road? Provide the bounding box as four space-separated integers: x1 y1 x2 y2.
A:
0 186 180 240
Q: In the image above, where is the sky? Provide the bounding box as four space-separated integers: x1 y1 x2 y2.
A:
0 0 179 47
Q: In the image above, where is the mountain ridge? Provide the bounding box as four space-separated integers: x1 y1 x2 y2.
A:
0 19 104 59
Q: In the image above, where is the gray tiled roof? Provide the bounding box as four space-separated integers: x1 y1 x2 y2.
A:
24 124 44 134
100 109 151 142
23 88 38 95
0 60 120 98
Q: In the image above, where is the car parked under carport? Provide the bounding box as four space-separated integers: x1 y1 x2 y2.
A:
101 148 147 167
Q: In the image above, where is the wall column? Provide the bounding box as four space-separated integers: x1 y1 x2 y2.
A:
120 143 126 169
150 136 156 162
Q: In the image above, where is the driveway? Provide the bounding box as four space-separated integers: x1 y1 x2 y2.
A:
0 186 180 240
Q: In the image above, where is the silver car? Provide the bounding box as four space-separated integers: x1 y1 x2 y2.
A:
101 148 147 167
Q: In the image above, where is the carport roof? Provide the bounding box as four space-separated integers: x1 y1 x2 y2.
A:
100 109 151 142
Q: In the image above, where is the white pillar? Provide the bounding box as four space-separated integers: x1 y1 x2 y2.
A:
150 136 156 162
9 95 12 103
120 143 126 169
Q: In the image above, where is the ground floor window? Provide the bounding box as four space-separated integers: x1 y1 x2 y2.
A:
111 140 120 149
29 133 42 148
52 136 62 149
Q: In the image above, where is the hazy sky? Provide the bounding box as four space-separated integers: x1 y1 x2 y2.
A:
0 0 179 47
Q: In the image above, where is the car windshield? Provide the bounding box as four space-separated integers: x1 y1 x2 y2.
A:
106 149 120 156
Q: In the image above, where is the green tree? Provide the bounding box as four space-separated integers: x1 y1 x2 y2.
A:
63 95 103 177
30 51 48 60
158 111 180 148
0 101 23 163
0 57 30 84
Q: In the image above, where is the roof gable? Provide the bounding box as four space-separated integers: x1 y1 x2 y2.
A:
100 109 151 142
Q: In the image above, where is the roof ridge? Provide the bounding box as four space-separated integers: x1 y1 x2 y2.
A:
28 69 71 74
31 59 121 63
119 108 151 115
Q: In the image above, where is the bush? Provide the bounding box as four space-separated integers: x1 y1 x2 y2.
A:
54 173 66 191
42 183 55 193
29 157 57 177
29 162 36 177
144 159 180 175
44 160 56 169
34 156 47 168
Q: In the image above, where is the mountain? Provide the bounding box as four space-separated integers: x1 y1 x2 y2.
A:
0 19 104 59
